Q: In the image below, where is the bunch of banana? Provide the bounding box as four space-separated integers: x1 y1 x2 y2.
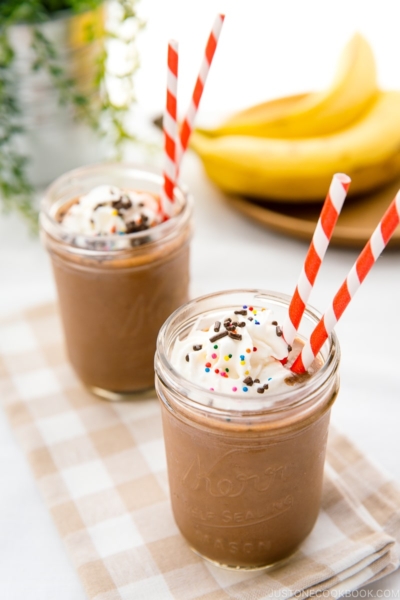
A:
191 34 400 202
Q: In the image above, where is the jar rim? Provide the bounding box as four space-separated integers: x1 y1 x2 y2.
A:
155 289 340 418
40 162 192 256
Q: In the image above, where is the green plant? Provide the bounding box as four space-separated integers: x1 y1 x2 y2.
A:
0 0 144 231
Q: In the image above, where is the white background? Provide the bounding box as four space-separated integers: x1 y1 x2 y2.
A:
1 0 400 597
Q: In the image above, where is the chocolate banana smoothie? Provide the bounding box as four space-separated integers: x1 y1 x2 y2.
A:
41 164 192 397
155 290 340 569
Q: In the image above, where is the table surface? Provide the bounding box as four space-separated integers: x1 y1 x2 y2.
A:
1 0 400 597
1 151 400 598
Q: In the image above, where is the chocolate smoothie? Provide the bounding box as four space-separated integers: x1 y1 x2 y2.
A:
155 290 340 569
41 164 192 397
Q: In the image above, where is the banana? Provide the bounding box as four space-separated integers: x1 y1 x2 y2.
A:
198 33 378 139
191 91 400 202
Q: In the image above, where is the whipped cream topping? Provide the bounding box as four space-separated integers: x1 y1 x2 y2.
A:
171 304 295 396
61 185 163 236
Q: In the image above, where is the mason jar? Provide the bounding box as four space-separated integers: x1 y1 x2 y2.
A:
41 163 193 399
155 289 340 569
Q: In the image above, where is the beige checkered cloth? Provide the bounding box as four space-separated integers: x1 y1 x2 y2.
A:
0 303 399 600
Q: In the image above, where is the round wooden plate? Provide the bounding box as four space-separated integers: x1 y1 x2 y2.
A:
227 176 400 248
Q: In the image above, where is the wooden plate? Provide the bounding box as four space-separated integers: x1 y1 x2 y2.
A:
228 176 400 248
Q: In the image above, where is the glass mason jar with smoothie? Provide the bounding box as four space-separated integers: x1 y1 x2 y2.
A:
155 289 340 569
41 163 193 399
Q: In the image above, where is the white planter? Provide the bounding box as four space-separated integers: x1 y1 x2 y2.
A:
8 6 106 187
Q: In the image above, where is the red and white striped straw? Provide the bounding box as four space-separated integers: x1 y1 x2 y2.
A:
176 13 225 175
161 40 179 218
291 190 400 374
283 173 351 347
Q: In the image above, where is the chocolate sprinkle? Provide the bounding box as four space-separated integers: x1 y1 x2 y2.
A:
276 326 283 337
228 332 242 341
214 321 221 332
287 344 293 352
209 331 228 343
193 345 202 351
248 317 253 321
185 354 189 362
243 376 253 386
238 322 246 328
263 384 269 390
125 221 149 234
112 196 132 210
257 387 264 394
272 321 278 326
254 378 260 383
234 310 247 315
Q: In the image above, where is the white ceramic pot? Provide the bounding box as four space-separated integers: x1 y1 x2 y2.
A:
8 5 106 187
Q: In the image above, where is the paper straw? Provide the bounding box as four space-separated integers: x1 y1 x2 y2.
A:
283 174 351 347
161 40 179 218
176 13 225 175
291 191 400 374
